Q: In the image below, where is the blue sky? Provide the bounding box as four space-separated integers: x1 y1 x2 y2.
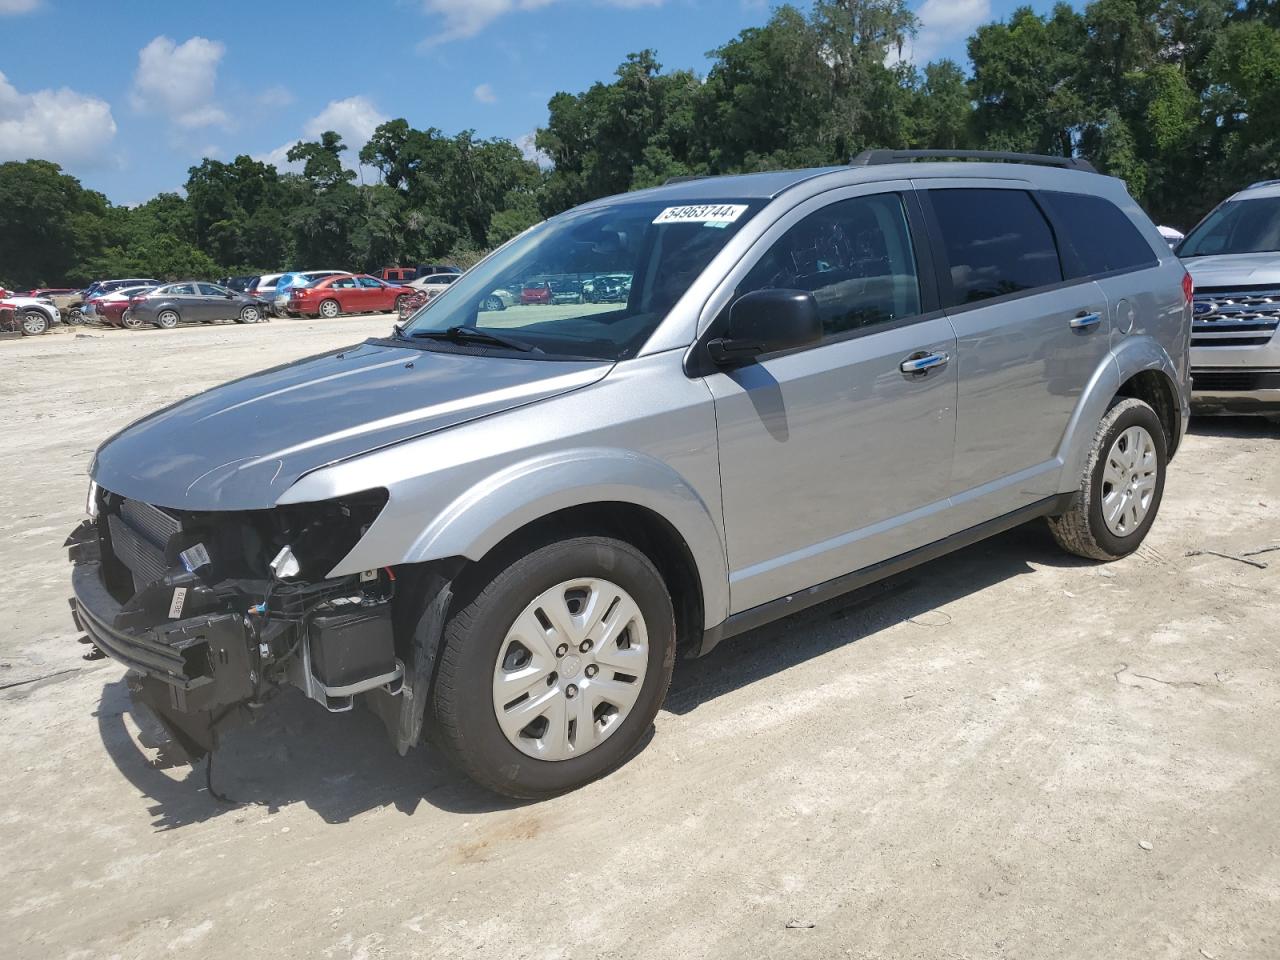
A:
1 0 1069 205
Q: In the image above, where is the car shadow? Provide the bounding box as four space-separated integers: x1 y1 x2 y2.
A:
94 520 1086 830
1185 414 1279 440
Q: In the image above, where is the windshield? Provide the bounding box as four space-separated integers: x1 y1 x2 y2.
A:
1179 196 1280 258
401 198 764 360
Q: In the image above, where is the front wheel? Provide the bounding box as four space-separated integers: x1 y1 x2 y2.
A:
20 310 49 336
483 295 505 312
66 307 85 325
1048 397 1167 560
238 305 261 324
431 536 676 799
154 310 179 329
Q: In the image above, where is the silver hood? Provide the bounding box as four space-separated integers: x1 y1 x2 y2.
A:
92 339 611 510
1183 253 1280 288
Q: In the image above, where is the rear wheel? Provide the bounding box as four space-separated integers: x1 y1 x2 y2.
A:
154 310 179 330
121 310 143 330
319 299 341 319
1048 397 1167 560
431 536 676 799
20 310 49 336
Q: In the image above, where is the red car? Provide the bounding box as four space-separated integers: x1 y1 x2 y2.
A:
287 274 410 319
521 280 552 305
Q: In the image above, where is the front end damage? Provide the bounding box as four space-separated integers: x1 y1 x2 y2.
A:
67 485 450 763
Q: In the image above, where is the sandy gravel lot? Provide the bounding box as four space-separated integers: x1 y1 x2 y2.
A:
2 317 1279 959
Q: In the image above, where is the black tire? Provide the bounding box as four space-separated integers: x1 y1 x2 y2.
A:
66 307 85 325
20 310 49 336
431 536 676 799
483 295 505 312
121 310 143 330
238 305 261 324
394 294 409 316
154 309 179 330
319 299 341 319
1048 397 1167 560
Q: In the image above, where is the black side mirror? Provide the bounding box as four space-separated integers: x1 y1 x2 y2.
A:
225 291 235 298
707 289 821 365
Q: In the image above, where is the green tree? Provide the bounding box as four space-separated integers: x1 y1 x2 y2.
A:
0 160 111 288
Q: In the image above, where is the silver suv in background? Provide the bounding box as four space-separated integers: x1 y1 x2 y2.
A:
1179 179 1280 413
67 151 1191 799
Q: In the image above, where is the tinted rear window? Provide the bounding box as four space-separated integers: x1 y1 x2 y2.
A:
929 189 1063 305
1039 191 1158 277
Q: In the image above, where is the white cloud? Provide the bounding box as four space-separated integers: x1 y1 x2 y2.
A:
260 95 388 173
419 0 661 45
131 35 228 128
0 0 41 13
257 85 294 109
473 83 497 104
892 0 990 65
517 131 552 170
0 71 117 166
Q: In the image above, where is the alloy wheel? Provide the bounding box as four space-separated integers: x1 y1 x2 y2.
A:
1101 425 1158 537
320 300 340 318
492 578 649 761
21 311 48 335
156 310 179 329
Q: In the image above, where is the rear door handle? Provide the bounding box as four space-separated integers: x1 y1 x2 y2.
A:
1070 312 1102 330
900 352 950 375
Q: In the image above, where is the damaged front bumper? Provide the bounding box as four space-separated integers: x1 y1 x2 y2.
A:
66 505 414 762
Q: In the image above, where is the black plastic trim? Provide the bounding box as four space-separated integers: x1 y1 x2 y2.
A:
695 494 1074 658
851 149 1097 172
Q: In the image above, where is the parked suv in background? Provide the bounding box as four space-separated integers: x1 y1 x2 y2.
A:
68 151 1190 800
1178 179 1280 413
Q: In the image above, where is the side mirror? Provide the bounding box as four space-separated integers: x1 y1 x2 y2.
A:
224 292 234 298
707 289 821 365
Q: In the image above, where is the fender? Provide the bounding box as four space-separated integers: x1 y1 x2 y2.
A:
333 447 731 629
1055 335 1184 487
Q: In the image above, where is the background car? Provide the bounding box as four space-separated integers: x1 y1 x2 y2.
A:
245 273 285 302
23 288 82 316
520 280 551 304
82 285 156 327
408 273 461 299
0 294 61 335
272 270 348 316
288 274 411 318
127 281 269 329
218 276 257 292
414 263 461 279
1157 225 1185 249
582 273 631 303
82 278 160 300
375 266 416 283
549 279 584 304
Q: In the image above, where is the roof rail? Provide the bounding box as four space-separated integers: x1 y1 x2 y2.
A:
663 174 708 185
850 149 1097 173
1247 179 1280 189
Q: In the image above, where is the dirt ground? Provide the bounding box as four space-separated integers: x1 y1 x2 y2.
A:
2 317 1279 960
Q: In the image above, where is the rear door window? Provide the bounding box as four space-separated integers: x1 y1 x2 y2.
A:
927 189 1064 305
1039 192 1159 277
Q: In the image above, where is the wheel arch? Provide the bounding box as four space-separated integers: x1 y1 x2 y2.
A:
1057 337 1186 485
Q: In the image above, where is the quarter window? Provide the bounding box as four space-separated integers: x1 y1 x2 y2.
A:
736 193 922 338
1039 191 1159 277
929 189 1063 304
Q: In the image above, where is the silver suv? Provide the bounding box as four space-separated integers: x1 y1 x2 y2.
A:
67 151 1191 798
1179 179 1280 413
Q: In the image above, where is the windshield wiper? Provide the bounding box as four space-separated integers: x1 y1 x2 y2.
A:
409 325 537 353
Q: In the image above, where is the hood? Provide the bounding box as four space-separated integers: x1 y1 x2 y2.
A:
1183 253 1280 289
93 339 611 510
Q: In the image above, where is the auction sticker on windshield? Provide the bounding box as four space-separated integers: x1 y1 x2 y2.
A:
653 204 748 225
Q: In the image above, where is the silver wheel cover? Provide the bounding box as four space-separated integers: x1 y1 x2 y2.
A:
320 300 339 317
21 312 45 334
492 578 649 762
1101 425 1158 537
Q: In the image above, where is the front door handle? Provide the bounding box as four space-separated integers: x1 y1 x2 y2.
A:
900 351 950 375
1070 311 1102 330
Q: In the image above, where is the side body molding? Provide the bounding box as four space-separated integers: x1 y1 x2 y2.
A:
332 448 731 630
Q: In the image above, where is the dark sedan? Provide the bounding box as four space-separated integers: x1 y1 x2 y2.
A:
127 282 269 329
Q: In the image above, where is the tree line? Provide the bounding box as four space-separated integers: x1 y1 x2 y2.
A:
2 0 1277 290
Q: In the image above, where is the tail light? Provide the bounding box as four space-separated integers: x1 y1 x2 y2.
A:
1182 272 1194 305
129 294 147 306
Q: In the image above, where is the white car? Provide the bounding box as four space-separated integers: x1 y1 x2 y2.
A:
1157 225 1185 249
2 295 61 336
409 272 461 299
